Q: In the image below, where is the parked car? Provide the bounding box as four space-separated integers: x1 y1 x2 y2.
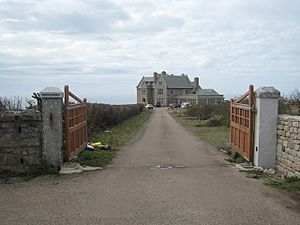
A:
169 103 175 108
175 103 181 108
145 104 153 109
155 102 161 107
181 102 191 108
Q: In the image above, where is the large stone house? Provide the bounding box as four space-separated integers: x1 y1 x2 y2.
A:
137 71 224 106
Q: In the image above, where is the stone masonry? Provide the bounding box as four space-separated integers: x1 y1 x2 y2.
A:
0 109 42 173
276 115 300 177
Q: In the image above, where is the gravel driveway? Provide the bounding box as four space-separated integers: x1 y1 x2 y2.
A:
0 108 300 225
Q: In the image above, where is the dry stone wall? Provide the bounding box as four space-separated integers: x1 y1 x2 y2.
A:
276 115 300 177
0 109 42 173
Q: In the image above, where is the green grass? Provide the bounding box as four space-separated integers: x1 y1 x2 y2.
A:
77 110 151 167
265 176 300 192
225 156 246 164
170 112 230 151
77 150 115 167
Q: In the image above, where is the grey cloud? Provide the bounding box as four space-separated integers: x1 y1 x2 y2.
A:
0 0 130 34
0 0 299 103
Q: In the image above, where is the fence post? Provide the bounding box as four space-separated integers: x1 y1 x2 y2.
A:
254 87 280 168
40 87 64 166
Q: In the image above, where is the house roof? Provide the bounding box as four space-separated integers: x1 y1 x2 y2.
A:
162 75 193 89
137 76 153 88
196 89 222 96
144 77 154 82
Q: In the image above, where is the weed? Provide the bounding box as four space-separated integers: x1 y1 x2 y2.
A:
79 110 151 167
265 176 300 192
77 150 115 167
0 164 60 181
170 112 230 151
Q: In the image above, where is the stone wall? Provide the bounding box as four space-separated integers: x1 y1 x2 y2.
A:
276 115 300 177
0 109 42 172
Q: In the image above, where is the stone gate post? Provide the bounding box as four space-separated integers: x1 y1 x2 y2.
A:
254 87 280 168
40 87 64 166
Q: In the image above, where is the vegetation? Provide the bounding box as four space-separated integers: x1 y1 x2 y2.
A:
242 169 300 192
185 102 230 126
265 176 300 192
77 151 115 168
87 103 145 136
278 88 300 116
171 108 230 152
0 164 60 181
78 110 151 167
225 155 246 164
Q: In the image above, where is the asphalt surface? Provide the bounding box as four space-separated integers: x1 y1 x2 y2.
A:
1 108 300 225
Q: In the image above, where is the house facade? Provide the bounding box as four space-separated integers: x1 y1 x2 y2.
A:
137 71 224 106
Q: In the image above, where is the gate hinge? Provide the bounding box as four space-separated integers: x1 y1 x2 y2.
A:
250 106 257 113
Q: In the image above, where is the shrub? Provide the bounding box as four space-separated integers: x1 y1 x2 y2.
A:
185 102 230 126
87 103 144 136
205 115 223 127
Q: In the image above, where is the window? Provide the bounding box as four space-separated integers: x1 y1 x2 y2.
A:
142 90 146 95
158 81 162 85
157 98 164 105
171 90 174 95
158 89 163 95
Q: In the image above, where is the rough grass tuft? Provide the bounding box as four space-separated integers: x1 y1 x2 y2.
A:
77 150 115 167
78 110 151 167
265 176 300 192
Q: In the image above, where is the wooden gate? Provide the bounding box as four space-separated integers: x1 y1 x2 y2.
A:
64 85 87 160
230 85 254 161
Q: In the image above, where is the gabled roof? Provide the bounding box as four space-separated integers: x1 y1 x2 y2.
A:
197 89 222 96
136 76 153 88
144 77 154 82
162 75 193 89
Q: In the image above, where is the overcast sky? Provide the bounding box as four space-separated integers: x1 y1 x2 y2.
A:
0 0 299 104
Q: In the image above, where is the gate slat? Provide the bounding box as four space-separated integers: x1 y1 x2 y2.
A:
64 85 87 161
230 85 254 162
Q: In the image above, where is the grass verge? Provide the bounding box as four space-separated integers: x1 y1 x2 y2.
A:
265 176 300 192
240 170 300 192
170 111 300 193
77 110 151 167
170 111 230 151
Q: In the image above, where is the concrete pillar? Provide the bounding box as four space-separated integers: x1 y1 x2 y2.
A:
40 87 64 166
254 87 280 168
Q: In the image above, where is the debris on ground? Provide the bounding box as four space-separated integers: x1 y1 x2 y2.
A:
85 141 112 151
59 163 102 175
86 144 95 151
263 168 276 176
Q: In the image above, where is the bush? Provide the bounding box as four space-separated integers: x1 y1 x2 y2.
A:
205 115 223 127
185 102 230 126
87 103 144 136
278 98 292 115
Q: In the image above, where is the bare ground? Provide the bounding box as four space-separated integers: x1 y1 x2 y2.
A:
0 108 300 225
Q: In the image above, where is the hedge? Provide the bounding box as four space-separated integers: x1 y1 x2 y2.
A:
87 103 144 136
